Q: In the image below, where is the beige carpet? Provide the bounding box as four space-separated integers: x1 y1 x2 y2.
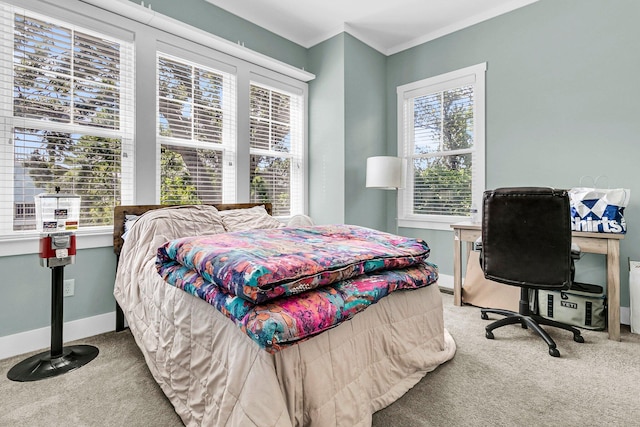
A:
1 292 639 426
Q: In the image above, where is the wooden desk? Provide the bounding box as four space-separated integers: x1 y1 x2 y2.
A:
450 222 624 341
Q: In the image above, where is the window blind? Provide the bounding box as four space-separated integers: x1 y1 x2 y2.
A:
397 63 486 228
408 85 475 216
157 53 236 204
249 82 304 217
0 4 134 235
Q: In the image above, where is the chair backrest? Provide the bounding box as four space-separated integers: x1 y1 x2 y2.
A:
481 187 572 290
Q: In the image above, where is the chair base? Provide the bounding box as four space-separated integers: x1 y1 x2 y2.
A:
481 307 584 357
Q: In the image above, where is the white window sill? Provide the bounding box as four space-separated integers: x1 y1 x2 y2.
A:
398 215 469 231
0 229 114 257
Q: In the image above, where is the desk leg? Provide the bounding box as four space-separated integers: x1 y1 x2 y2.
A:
607 239 621 341
453 229 462 306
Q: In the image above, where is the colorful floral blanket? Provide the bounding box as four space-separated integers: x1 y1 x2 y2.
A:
157 224 431 304
156 224 438 352
160 261 438 352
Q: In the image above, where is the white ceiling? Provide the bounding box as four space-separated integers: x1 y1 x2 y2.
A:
204 0 539 55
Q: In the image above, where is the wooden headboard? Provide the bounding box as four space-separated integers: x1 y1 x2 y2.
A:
113 203 272 257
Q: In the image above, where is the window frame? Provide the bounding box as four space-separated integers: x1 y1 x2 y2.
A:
155 47 238 205
0 0 134 255
397 63 486 231
248 76 306 218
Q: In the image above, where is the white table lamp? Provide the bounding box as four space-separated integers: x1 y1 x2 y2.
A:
366 156 405 190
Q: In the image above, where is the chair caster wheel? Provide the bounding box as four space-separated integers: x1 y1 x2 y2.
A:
485 330 494 339
574 335 585 343
549 348 560 357
481 312 489 320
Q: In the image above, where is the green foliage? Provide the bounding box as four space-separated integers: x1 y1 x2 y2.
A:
21 130 121 226
414 162 472 216
250 155 290 216
160 147 201 205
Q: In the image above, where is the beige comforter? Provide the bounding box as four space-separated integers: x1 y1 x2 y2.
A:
114 206 456 426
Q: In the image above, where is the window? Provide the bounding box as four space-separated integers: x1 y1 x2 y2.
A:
156 59 305 217
0 0 310 256
249 82 304 217
0 4 134 235
397 63 486 230
157 53 236 204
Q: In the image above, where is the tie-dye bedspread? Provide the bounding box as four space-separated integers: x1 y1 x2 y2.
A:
157 224 431 304
156 224 439 352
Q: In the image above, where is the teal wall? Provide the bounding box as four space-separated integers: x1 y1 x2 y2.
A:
307 34 387 230
307 35 346 225
386 0 640 305
344 34 387 230
0 248 117 336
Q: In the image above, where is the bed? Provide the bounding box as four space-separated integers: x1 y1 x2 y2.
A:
113 203 455 427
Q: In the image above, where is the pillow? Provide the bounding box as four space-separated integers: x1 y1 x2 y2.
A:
121 214 140 241
122 205 227 259
286 214 314 227
220 205 284 232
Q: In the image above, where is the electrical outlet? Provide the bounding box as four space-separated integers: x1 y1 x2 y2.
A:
64 279 75 297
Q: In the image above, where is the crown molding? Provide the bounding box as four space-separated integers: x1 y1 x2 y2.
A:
79 0 315 82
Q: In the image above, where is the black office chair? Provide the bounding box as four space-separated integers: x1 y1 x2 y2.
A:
479 187 584 357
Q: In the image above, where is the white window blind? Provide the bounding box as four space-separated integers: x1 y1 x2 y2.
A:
0 4 134 235
249 82 304 217
397 63 486 230
157 53 236 204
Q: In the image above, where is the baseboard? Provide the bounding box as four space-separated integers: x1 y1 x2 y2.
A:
438 273 453 290
438 273 631 325
0 311 115 361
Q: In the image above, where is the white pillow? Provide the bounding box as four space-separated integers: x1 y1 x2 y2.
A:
121 214 140 240
220 205 284 232
286 214 314 227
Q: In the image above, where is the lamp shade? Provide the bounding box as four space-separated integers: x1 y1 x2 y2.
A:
366 156 404 189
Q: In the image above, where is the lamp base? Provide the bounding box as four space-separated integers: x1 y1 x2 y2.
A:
7 345 99 382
